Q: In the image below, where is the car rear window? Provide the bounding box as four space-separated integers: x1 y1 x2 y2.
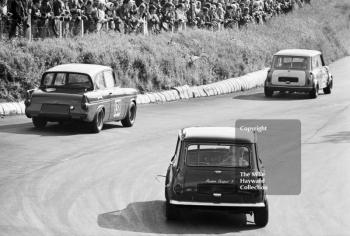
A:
185 144 251 168
41 72 93 90
273 56 309 70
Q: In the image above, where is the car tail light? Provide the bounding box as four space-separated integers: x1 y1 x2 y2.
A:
173 184 183 195
24 89 35 107
81 95 89 111
307 72 314 86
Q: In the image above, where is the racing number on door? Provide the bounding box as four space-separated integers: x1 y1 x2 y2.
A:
114 100 121 118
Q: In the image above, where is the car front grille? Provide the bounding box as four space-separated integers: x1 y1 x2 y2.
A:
197 184 237 195
278 77 299 83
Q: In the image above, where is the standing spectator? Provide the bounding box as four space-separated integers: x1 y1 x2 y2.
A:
105 2 116 30
52 0 64 37
117 0 132 33
161 2 174 32
31 0 41 38
186 0 197 28
39 0 53 38
175 3 186 31
83 0 94 32
9 0 29 38
238 6 252 27
252 1 264 24
0 0 8 39
216 3 225 30
95 2 106 32
60 1 71 37
209 4 219 31
147 4 159 33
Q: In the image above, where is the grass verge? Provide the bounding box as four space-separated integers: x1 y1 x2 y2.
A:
0 0 350 102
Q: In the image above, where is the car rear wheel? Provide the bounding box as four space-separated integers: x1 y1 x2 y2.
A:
309 85 319 99
323 80 332 94
165 201 180 221
32 117 47 129
91 110 104 133
264 87 273 97
254 199 269 227
121 102 136 127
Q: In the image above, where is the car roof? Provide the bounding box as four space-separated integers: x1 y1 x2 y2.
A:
180 127 256 143
45 64 112 78
274 49 321 57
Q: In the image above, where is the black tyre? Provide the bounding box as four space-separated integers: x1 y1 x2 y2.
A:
32 117 47 129
309 85 319 99
264 87 273 97
91 110 104 133
323 80 332 94
165 201 179 221
254 199 269 227
121 102 137 127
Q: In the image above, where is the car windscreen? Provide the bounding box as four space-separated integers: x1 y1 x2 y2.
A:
273 56 309 70
41 72 93 90
185 144 251 168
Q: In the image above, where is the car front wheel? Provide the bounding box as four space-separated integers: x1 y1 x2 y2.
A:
254 199 269 227
121 102 136 127
323 80 332 94
32 117 47 129
264 87 273 97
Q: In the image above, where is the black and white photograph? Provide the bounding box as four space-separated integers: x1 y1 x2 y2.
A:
0 0 349 235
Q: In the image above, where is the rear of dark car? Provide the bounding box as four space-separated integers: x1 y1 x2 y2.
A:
165 134 268 227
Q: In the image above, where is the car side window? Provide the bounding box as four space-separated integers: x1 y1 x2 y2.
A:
103 70 115 88
95 73 106 90
54 73 66 86
42 73 54 86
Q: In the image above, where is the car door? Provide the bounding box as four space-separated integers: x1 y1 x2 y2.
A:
103 70 126 120
319 54 329 88
312 55 325 89
94 72 112 120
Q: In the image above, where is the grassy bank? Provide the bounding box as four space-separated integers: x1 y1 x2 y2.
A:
1 0 350 102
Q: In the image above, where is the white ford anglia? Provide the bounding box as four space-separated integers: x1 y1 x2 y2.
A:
25 64 138 133
264 49 333 98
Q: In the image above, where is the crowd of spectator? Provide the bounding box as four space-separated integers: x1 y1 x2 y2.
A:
0 0 311 39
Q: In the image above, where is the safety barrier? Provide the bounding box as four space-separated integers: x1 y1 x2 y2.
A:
0 68 268 116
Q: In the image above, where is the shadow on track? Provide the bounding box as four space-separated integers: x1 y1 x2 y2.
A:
0 121 123 136
234 92 318 101
97 200 259 234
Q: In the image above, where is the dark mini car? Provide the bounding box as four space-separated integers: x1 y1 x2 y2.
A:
25 64 137 133
165 127 268 227
264 49 333 99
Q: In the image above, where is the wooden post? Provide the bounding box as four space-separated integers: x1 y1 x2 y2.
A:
143 19 148 35
27 9 32 41
80 19 84 37
59 20 62 38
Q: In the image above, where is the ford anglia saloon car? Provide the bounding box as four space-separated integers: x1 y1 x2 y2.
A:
264 49 333 98
165 127 268 227
25 64 138 133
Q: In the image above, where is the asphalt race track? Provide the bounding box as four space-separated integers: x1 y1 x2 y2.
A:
0 57 350 236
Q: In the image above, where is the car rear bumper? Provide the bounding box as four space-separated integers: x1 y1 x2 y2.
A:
265 85 314 92
25 110 88 121
169 200 265 208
